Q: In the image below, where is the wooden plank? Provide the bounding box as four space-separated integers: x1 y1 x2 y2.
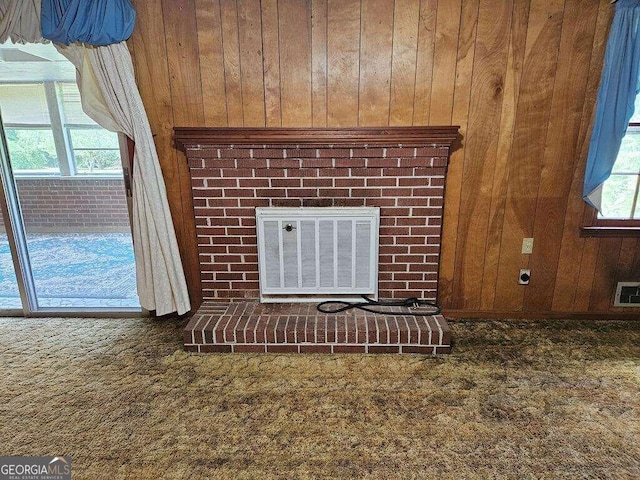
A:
327 0 361 126
311 0 328 127
162 0 205 310
444 309 640 320
413 0 437 125
589 238 622 311
237 0 265 126
573 238 599 311
162 0 204 126
429 0 462 125
437 0 479 309
449 0 513 310
196 0 228 126
493 0 564 310
279 0 313 127
260 0 282 127
627 240 640 313
524 0 600 312
551 0 613 311
129 0 178 222
219 0 244 126
571 0 613 166
358 0 395 126
632 238 640 277
129 0 174 169
480 0 529 310
617 238 640 280
389 0 420 125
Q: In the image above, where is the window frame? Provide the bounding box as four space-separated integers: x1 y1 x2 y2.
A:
581 209 640 237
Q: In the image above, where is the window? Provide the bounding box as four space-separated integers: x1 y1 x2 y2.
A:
598 95 640 222
0 82 122 176
583 97 640 236
599 125 640 220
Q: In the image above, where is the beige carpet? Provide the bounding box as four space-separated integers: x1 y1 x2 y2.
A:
0 316 639 479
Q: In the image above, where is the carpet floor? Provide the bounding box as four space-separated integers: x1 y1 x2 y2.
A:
0 316 639 479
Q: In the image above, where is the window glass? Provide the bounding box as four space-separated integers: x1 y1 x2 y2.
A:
613 127 640 173
69 128 121 174
4 128 60 174
600 174 637 219
629 94 640 123
58 83 95 125
0 84 49 124
74 150 122 174
69 128 119 149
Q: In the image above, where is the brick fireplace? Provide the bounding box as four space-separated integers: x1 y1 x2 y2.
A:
176 127 458 354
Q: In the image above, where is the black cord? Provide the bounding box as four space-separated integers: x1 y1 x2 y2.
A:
317 295 441 316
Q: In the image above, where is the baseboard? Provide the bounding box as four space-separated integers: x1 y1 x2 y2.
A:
442 309 640 321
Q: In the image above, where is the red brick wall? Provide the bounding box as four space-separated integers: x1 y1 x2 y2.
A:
0 178 130 233
186 144 449 301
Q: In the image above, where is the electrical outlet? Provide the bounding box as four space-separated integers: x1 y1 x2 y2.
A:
519 269 531 285
522 237 534 254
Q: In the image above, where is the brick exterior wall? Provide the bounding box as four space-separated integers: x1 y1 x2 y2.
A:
185 144 450 302
0 178 130 233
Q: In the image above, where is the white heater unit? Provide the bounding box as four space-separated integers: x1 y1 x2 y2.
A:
256 207 379 302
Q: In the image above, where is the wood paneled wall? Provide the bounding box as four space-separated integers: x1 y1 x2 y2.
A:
129 0 640 317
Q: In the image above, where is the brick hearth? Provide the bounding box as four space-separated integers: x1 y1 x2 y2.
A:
184 301 451 355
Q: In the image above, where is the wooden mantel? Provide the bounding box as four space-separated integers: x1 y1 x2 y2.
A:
174 126 460 149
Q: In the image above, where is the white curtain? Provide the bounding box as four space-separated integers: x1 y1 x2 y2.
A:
0 1 191 316
0 0 41 44
57 43 191 316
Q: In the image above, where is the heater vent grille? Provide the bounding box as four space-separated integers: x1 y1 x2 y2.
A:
614 282 640 307
256 207 379 302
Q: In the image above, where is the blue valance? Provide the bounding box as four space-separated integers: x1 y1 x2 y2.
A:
41 0 135 46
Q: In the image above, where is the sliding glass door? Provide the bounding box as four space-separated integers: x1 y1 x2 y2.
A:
0 174 23 310
0 222 20 309
0 41 140 315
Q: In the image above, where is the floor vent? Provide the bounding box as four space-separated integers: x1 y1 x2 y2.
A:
614 282 640 307
256 207 379 302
